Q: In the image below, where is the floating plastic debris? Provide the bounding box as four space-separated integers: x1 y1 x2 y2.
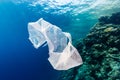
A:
28 18 83 70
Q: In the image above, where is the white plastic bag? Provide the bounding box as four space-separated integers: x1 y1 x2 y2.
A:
28 18 83 70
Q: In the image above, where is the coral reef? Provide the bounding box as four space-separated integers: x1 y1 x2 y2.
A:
99 12 120 25
59 12 120 80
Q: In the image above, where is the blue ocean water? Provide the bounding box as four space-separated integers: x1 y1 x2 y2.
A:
0 0 120 80
0 1 60 80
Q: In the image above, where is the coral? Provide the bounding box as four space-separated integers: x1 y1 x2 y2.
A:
104 27 114 32
98 12 120 25
59 12 120 80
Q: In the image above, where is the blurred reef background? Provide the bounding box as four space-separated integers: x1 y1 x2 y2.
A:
59 12 120 80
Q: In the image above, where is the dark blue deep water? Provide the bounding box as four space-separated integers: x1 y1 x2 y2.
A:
0 1 61 80
0 0 119 80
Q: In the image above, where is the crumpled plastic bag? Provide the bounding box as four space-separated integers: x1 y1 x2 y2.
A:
28 18 83 70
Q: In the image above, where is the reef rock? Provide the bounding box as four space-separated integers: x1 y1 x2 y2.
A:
28 18 83 70
59 12 120 80
99 12 120 25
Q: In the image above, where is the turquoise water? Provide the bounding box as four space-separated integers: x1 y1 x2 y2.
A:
0 0 120 80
